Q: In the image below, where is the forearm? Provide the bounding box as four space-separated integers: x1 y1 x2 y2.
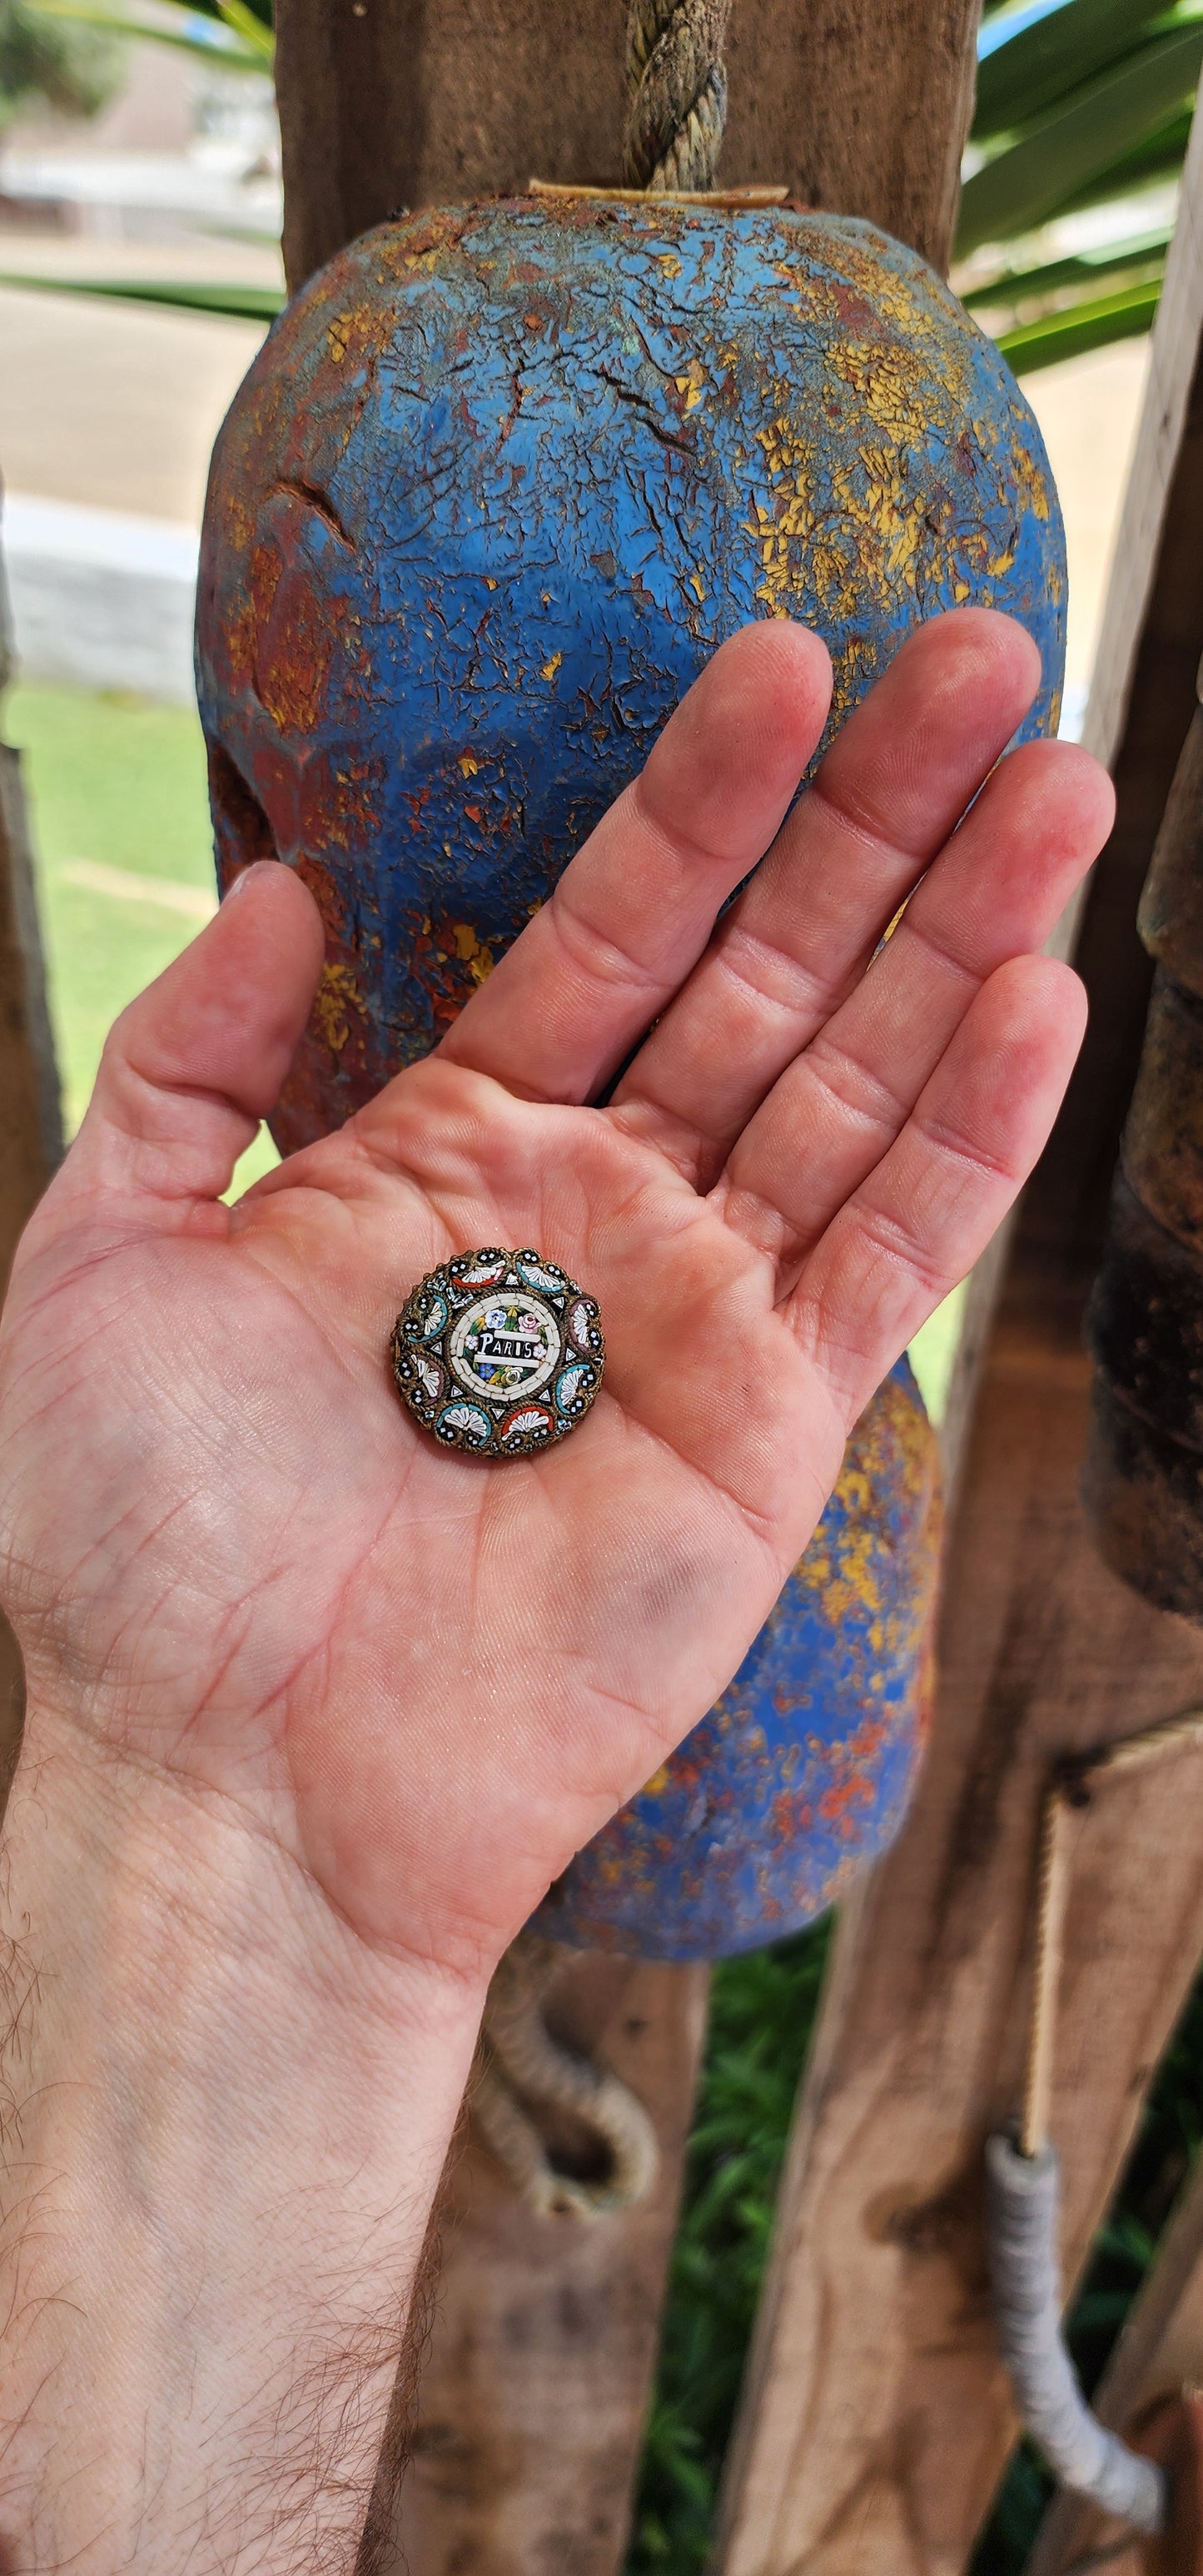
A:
0 1711 484 2575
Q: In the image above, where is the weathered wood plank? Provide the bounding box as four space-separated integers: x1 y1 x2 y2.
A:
713 89 1203 2576
273 0 982 292
385 1957 708 2576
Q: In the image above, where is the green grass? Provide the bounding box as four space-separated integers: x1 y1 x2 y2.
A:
7 681 277 1190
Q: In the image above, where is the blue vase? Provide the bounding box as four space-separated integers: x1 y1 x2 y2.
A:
196 193 1064 1955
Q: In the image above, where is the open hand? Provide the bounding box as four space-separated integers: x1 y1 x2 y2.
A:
0 610 1112 1982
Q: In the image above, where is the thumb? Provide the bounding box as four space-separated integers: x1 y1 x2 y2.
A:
54 862 325 1224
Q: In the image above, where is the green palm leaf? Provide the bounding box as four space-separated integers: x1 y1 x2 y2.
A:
26 0 268 67
0 271 283 316
974 0 1168 139
1042 99 1194 216
962 222 1170 307
995 272 1162 369
957 18 1203 255
211 0 270 55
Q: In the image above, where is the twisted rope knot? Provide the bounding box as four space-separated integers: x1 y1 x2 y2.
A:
473 1932 659 2220
624 0 731 194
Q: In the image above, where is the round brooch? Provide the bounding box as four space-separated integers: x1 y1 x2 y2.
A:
390 1249 605 1459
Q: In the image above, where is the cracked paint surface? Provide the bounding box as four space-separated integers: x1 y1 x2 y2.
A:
196 193 1061 1957
197 194 1066 1158
533 1355 942 1959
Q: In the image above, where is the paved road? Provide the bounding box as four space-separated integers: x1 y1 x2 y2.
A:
0 274 266 524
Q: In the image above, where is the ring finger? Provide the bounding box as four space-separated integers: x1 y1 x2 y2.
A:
712 736 1114 1286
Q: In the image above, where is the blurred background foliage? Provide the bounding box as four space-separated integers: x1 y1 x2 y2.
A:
961 0 1200 371
0 0 117 132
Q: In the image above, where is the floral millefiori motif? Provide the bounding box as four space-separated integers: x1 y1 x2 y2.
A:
390 1250 604 1459
461 1302 553 1394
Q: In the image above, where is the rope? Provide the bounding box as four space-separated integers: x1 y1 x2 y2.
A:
986 2134 1167 2534
623 0 732 194
986 1698 1203 2540
472 1930 660 2220
1021 1703 1203 2159
1022 1784 1075 2161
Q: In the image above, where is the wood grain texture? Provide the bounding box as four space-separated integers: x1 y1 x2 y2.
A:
274 0 982 291
380 1957 708 2575
938 86 1203 1511
712 91 1203 2576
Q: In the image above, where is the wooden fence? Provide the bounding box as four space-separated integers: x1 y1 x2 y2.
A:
5 5 1203 2571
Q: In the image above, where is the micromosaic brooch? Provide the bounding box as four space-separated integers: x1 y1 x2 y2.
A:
390 1248 604 1459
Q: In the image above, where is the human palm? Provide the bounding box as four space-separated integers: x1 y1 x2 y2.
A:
0 614 1111 1977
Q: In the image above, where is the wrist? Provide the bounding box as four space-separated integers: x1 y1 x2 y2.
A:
0 1706 485 2574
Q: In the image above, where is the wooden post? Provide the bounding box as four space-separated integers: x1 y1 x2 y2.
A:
0 538 62 1771
713 92 1203 2576
273 0 982 291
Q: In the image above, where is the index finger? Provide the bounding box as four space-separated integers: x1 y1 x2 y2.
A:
435 619 832 1106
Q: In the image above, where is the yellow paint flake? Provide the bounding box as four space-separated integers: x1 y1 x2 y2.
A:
541 650 563 683
484 576 498 590
326 317 350 364
451 922 495 983
674 359 705 412
457 750 480 777
688 570 706 604
1008 434 1051 523
656 254 682 280
313 962 363 1053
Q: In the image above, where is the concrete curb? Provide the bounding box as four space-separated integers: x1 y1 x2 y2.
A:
3 493 199 705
